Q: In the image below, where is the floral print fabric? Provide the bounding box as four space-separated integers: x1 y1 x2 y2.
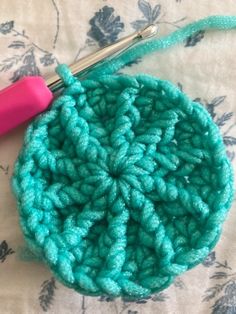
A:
0 1 236 313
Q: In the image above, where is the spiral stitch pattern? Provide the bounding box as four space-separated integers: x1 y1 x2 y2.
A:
11 64 234 298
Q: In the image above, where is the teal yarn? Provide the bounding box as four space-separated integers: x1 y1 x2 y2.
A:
11 16 235 298
84 15 236 78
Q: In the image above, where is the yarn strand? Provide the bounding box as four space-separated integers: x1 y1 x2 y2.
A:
86 15 236 78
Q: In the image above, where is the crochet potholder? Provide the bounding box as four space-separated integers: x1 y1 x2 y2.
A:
11 16 235 299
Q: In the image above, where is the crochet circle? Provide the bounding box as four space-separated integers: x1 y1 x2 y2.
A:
12 65 234 298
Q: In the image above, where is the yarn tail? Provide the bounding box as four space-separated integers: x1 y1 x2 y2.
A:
85 15 236 78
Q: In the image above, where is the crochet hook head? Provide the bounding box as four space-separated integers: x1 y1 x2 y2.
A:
0 24 158 136
46 24 158 92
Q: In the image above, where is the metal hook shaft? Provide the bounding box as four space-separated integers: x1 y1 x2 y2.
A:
46 24 158 92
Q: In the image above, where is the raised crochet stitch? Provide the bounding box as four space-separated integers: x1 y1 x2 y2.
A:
11 64 234 298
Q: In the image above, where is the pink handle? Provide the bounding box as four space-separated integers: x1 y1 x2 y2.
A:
0 76 53 136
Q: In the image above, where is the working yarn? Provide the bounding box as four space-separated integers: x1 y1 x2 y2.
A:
11 16 235 298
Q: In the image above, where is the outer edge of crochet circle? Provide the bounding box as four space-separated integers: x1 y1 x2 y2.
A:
11 68 234 298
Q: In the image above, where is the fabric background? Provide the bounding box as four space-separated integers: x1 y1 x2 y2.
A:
0 1 236 313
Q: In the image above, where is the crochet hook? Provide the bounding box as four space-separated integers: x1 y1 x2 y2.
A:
0 24 158 136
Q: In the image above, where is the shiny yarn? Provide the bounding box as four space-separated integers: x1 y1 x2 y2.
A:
11 16 235 298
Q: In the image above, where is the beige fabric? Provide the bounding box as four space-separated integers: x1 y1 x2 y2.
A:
0 1 236 313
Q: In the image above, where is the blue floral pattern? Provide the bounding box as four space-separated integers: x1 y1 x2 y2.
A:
39 278 57 312
202 252 236 313
0 240 14 263
87 6 124 47
131 0 161 30
0 20 58 83
195 95 236 160
185 30 205 47
0 21 14 34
